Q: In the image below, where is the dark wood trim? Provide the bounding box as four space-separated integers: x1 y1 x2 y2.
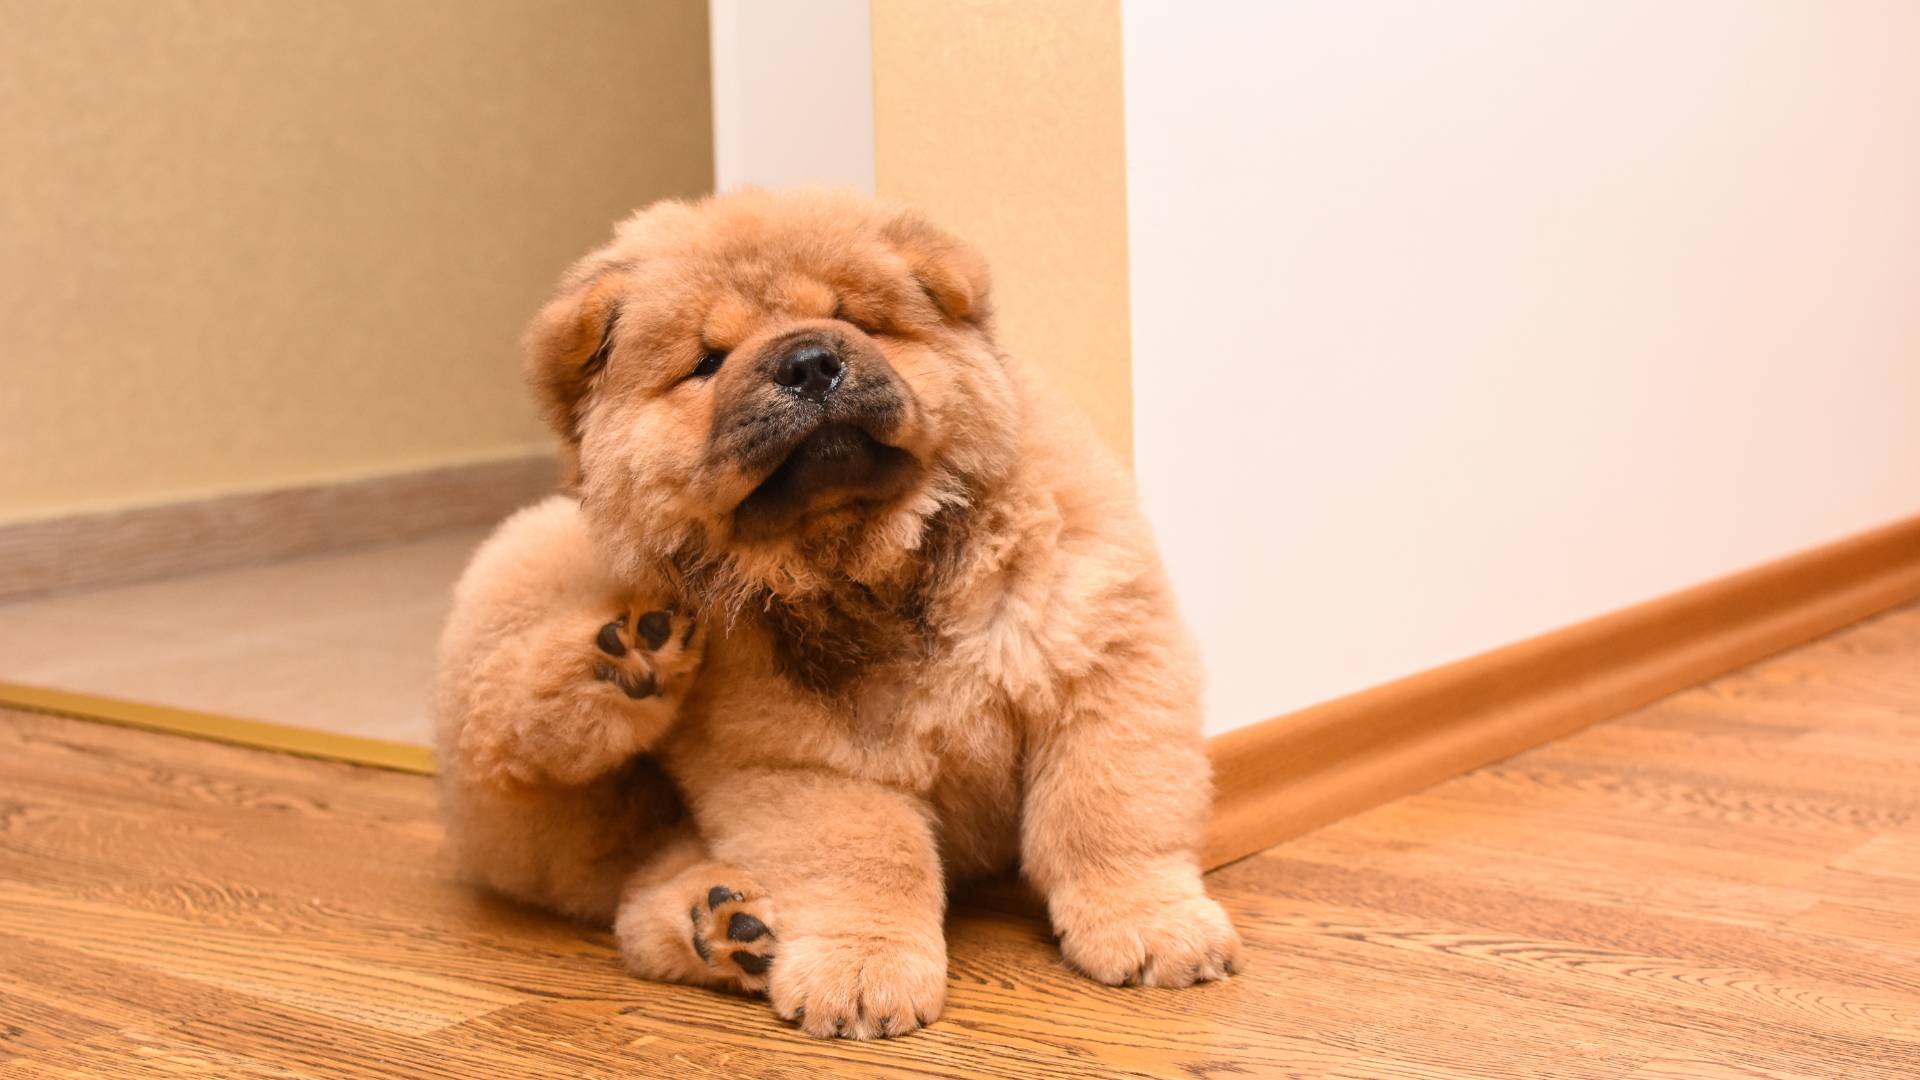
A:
1204 512 1920 868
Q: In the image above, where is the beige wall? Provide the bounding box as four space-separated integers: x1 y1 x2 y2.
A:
870 0 1132 463
0 0 712 521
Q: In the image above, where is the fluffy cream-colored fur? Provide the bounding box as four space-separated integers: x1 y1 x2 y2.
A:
435 189 1238 1039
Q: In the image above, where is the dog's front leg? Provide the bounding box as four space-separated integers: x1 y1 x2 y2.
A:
694 769 947 1039
1020 655 1244 987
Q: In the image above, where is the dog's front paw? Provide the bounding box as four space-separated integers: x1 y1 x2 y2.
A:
769 932 946 1039
1051 877 1242 988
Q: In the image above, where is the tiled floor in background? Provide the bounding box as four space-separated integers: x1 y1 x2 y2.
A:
0 527 489 744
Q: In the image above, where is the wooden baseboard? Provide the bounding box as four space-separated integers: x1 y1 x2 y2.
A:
1203 512 1920 869
0 452 558 601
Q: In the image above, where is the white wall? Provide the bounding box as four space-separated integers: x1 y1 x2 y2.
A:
1123 2 1920 734
709 0 875 192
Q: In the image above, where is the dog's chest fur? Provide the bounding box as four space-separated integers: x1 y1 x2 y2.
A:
670 493 1059 880
845 650 1025 878
670 590 1028 881
756 580 936 697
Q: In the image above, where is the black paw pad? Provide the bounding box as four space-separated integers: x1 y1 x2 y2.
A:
726 913 768 942
595 619 627 657
687 905 711 961
707 886 742 911
731 950 771 976
618 671 657 699
596 665 657 699
638 610 673 650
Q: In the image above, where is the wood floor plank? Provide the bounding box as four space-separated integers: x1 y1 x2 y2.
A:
1213 856 1920 1002
1418 763 1910 844
3 601 1918 1076
1625 1059 1835 1080
0 882 524 1035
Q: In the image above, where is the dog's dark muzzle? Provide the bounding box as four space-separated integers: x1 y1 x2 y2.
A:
714 332 908 477
710 330 919 539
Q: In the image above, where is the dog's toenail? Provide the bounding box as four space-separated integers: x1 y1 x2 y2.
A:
732 950 771 975
727 912 768 941
596 620 627 656
638 610 672 650
681 617 698 647
1223 960 1236 976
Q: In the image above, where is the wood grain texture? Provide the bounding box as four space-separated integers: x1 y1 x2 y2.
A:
0 453 556 601
1206 511 1920 868
3 601 1916 1077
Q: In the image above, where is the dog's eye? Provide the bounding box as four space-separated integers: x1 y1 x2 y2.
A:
691 349 727 378
833 304 879 337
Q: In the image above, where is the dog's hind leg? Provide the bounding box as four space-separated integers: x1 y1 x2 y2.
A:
434 495 711 921
614 829 778 994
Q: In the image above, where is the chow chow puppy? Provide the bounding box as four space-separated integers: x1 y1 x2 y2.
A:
435 189 1239 1039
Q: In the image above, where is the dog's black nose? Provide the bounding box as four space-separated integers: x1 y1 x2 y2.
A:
772 343 844 402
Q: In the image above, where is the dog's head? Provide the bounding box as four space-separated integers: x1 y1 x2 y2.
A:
524 189 1019 608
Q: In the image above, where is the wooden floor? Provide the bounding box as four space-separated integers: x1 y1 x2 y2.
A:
2 606 1917 1078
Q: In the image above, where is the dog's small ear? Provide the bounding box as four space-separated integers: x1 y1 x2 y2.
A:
883 212 992 330
522 269 626 481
